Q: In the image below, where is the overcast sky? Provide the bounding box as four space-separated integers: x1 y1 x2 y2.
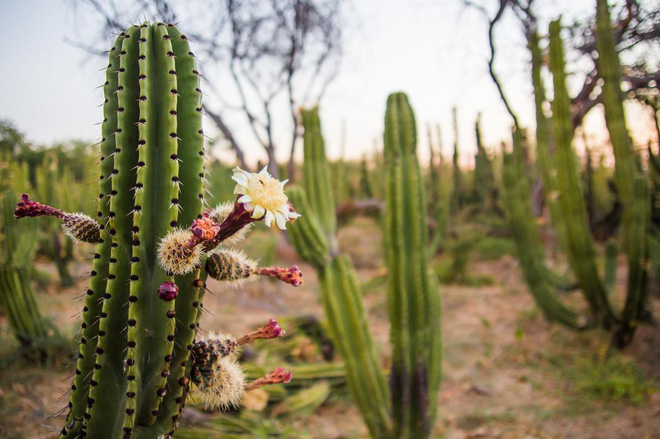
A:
0 0 655 167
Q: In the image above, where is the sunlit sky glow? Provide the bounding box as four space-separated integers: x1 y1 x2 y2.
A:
0 0 656 168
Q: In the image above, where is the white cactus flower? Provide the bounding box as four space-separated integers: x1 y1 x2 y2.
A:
232 166 300 229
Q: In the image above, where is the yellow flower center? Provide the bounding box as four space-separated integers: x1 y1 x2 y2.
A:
247 174 287 211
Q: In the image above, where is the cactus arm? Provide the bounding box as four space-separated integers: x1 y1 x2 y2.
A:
318 257 391 437
614 176 649 346
285 187 329 268
549 20 615 327
503 135 582 329
60 34 124 436
595 0 636 222
301 108 337 237
596 0 649 347
529 30 570 256
84 25 141 437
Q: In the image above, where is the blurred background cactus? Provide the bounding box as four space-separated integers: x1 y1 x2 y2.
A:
287 94 442 438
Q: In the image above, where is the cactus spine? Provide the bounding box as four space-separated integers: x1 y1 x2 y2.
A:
384 92 442 437
288 107 391 437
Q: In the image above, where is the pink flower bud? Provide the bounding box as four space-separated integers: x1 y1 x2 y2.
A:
158 281 179 301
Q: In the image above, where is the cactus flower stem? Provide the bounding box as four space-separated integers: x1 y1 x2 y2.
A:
236 319 286 345
14 193 64 218
14 194 101 243
245 368 292 391
254 266 303 286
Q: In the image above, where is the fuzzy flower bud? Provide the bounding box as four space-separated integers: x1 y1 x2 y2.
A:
158 229 203 275
189 213 220 245
204 250 304 287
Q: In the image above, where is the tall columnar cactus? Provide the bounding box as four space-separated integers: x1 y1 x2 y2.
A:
383 92 442 437
450 107 462 214
288 108 391 438
473 114 496 209
15 22 299 438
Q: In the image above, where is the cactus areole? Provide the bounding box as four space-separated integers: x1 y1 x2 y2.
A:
9 22 298 438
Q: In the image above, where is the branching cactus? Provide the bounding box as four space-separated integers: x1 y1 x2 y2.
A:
289 100 443 438
384 92 442 437
288 107 392 438
14 22 300 438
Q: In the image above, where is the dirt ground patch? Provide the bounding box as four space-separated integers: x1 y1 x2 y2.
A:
0 222 658 438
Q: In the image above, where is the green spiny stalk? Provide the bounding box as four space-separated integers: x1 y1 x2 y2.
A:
473 114 497 209
383 92 442 438
529 29 569 255
549 20 615 327
502 131 581 329
15 22 297 438
596 0 649 346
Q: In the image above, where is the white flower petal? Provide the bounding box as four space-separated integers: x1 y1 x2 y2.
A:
252 204 266 219
234 186 248 195
280 179 289 187
274 211 287 230
238 195 253 204
264 211 275 227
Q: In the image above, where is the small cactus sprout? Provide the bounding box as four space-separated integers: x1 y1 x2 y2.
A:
158 281 179 302
158 228 203 275
14 194 101 243
205 249 304 287
245 367 293 391
232 166 300 229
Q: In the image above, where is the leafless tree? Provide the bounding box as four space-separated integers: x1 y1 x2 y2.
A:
69 0 343 178
464 0 659 131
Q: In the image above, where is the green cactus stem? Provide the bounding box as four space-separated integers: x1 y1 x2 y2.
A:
549 20 615 328
383 92 442 437
13 22 297 438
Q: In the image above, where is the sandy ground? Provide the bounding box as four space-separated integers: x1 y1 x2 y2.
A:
0 218 659 438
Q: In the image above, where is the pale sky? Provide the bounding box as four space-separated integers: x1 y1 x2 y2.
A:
0 0 656 167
